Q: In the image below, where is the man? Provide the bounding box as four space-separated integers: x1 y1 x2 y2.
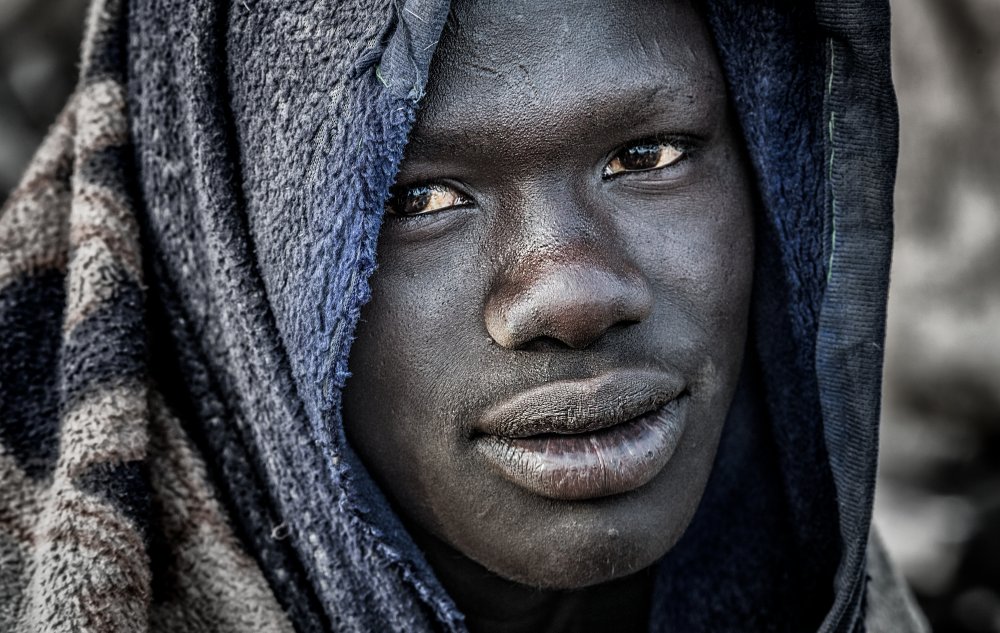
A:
0 0 926 630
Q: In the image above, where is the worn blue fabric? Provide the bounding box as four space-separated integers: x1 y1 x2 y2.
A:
125 0 897 631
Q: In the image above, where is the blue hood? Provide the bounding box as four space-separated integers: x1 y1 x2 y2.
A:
124 0 898 630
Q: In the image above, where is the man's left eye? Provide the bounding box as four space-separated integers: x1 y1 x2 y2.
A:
603 140 687 178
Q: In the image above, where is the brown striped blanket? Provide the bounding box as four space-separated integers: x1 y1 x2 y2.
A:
0 1 293 630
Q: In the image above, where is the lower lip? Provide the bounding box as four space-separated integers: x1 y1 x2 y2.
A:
475 397 688 501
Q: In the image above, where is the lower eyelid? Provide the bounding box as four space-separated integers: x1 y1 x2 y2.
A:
604 153 697 184
603 152 689 179
387 203 478 240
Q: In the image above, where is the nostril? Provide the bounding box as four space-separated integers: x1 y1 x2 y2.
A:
611 319 641 331
520 335 576 353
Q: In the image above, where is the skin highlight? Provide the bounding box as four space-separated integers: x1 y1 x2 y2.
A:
343 0 755 629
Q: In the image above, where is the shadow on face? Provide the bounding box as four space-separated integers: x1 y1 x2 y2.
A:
343 0 754 591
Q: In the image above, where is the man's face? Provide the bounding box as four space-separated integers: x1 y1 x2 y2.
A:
343 0 754 589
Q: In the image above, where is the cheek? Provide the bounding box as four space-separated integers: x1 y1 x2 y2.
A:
629 192 753 331
684 206 754 335
363 225 484 360
342 224 494 516
617 162 755 392
349 250 476 430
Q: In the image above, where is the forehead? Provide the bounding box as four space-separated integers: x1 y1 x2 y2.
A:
413 0 725 147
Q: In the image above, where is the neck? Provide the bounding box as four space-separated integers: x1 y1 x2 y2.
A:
412 528 655 633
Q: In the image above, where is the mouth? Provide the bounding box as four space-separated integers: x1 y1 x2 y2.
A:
473 370 689 501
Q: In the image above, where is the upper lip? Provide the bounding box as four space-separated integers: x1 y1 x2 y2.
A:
476 369 685 439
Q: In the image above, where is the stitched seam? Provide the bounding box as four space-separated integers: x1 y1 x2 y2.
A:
826 40 838 284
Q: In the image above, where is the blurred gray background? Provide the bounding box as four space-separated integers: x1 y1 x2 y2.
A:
877 2 1000 632
1 2 998 631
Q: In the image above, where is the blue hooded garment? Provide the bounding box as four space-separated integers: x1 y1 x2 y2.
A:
0 0 927 631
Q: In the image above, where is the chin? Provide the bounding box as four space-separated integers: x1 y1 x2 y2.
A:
462 469 699 590
502 540 661 590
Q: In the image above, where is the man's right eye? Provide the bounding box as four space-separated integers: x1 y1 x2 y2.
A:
387 183 472 217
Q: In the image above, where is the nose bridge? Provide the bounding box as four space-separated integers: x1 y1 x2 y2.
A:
503 170 593 245
484 190 653 350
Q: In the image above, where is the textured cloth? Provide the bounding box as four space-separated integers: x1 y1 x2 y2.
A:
0 1 294 630
0 0 925 631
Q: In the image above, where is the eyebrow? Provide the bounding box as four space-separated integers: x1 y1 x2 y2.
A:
406 78 725 163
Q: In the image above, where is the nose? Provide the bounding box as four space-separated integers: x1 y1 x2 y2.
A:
485 245 653 350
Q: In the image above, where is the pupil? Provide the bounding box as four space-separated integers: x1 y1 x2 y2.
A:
406 186 433 215
624 145 660 170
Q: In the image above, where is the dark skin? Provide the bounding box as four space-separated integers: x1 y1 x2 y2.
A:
343 0 755 630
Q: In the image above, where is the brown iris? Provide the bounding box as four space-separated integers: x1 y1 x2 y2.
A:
604 140 686 178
